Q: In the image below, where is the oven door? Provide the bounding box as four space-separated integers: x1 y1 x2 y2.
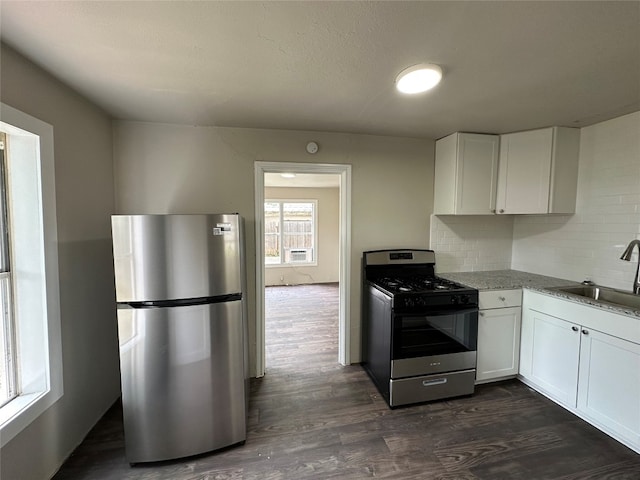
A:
391 307 478 378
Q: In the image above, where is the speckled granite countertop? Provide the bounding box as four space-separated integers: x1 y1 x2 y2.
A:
438 269 640 319
438 269 579 290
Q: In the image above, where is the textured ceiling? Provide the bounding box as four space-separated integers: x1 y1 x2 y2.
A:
1 1 639 139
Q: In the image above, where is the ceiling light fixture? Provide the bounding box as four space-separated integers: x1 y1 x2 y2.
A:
395 63 443 94
280 173 296 179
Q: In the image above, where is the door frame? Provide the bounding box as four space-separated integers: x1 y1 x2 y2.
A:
254 161 352 377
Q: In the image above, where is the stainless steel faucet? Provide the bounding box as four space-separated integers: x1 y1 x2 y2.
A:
620 239 640 294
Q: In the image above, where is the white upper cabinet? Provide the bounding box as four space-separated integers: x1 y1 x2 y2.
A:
495 127 580 214
433 133 499 215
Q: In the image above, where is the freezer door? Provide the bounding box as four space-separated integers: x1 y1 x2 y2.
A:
117 300 246 463
112 214 244 303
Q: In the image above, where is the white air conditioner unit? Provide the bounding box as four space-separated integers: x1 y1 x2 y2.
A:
289 249 310 263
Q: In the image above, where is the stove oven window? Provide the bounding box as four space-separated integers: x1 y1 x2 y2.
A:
393 310 478 359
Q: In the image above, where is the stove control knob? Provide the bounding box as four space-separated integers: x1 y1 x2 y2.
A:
405 298 414 308
450 295 459 305
460 295 469 304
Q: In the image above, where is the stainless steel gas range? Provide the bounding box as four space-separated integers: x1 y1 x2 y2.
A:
361 249 478 408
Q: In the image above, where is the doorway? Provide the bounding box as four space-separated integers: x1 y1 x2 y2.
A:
254 162 352 377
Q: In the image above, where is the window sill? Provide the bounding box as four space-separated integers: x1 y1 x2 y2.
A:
0 390 52 447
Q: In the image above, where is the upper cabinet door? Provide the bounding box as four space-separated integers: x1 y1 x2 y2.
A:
433 133 499 215
496 127 580 215
496 128 553 214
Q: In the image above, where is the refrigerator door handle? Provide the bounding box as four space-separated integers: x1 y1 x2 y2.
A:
125 293 242 309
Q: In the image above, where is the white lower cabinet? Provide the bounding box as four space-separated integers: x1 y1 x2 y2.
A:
520 290 640 453
476 289 521 383
577 328 640 448
520 309 580 407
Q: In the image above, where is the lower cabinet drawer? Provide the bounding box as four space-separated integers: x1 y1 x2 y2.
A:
479 289 522 309
389 369 476 407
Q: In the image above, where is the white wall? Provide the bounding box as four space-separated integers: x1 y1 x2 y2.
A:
113 121 434 370
264 187 339 286
0 44 119 479
512 112 640 289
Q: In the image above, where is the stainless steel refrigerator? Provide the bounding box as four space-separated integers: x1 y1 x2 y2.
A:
111 213 248 464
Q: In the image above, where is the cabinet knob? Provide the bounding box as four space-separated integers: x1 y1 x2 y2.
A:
582 329 589 335
498 296 506 302
479 312 485 316
499 209 505 214
571 326 579 332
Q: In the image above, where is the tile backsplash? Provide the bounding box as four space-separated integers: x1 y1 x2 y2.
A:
430 214 514 273
429 111 640 290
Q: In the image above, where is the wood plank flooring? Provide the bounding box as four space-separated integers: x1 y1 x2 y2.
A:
53 283 640 479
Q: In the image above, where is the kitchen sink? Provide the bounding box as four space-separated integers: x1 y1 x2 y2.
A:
550 285 640 310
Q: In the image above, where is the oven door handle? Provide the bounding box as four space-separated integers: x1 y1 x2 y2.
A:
412 307 478 316
422 378 448 387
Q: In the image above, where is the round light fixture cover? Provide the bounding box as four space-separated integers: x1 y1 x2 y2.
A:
306 141 319 154
395 64 443 94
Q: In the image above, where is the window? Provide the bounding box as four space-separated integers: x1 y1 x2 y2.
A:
265 200 317 265
0 133 17 407
0 104 63 447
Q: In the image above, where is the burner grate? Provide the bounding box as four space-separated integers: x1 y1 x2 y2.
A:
372 275 466 294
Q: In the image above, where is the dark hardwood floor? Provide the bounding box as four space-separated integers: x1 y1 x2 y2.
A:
53 283 639 479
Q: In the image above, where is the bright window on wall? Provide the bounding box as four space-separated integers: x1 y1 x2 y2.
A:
0 133 17 407
0 104 63 448
265 200 317 266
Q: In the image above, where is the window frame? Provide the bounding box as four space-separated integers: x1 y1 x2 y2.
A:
0 103 63 447
0 132 18 408
264 199 318 268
